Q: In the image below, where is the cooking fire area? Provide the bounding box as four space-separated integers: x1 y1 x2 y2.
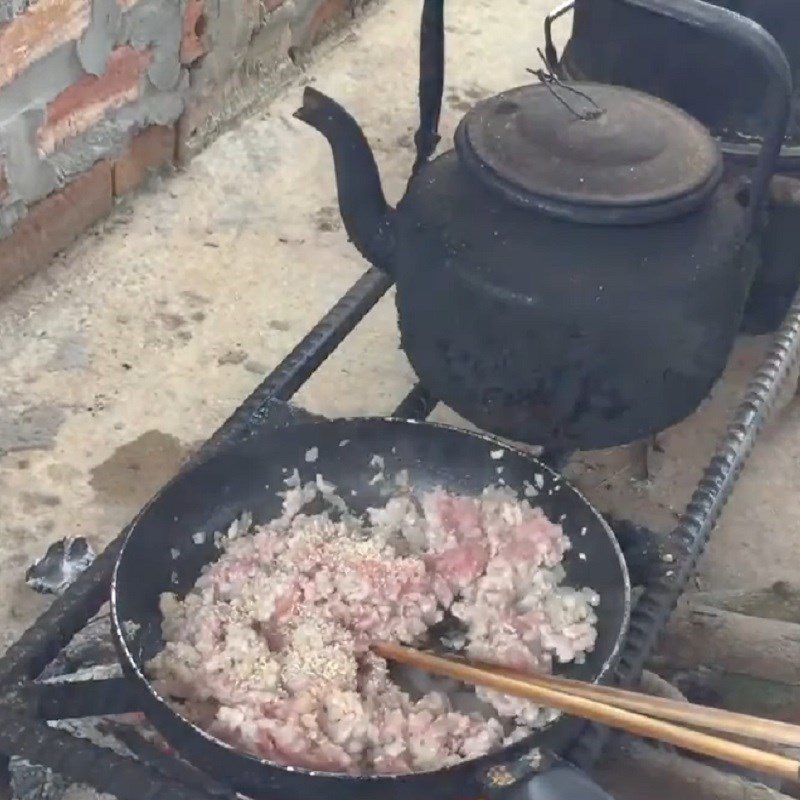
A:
1 0 800 799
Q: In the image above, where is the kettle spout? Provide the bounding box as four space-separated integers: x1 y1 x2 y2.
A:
294 87 395 274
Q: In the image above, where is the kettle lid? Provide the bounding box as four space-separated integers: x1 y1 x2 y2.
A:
455 82 723 225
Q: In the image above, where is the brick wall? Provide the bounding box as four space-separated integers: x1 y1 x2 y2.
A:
0 0 374 295
179 0 370 160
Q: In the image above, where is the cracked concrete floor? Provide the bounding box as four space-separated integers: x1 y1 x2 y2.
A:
0 0 799 793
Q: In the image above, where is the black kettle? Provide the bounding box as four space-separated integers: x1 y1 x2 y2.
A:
294 0 791 450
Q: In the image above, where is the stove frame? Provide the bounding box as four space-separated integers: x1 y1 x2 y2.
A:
0 265 798 800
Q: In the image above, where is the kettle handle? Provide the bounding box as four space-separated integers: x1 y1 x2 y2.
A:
617 0 792 230
413 0 792 228
413 0 445 175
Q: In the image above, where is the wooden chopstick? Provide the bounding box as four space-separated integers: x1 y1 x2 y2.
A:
466 658 800 747
374 642 800 783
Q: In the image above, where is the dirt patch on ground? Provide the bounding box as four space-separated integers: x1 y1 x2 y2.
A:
89 430 194 508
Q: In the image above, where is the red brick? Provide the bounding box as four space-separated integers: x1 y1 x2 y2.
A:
305 0 349 46
180 0 208 65
112 124 176 196
0 161 113 297
38 46 152 154
0 0 90 89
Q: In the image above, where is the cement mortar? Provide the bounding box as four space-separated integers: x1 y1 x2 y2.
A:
76 0 122 77
49 84 186 182
124 0 183 92
0 43 85 128
1 108 60 203
0 0 188 236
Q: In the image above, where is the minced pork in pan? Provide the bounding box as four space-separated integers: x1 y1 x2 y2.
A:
149 466 599 775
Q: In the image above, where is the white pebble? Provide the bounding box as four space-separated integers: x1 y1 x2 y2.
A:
305 447 319 463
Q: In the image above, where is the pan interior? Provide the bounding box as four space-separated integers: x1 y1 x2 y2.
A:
113 419 629 771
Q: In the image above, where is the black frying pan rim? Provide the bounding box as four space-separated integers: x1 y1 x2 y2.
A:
110 416 631 783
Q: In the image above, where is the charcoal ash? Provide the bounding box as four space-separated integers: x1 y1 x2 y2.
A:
9 754 117 800
39 610 117 680
10 609 140 800
9 758 69 800
25 539 95 596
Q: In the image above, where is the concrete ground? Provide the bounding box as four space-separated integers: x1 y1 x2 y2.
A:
0 0 799 795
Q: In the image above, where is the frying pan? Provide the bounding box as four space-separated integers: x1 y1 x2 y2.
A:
111 419 630 800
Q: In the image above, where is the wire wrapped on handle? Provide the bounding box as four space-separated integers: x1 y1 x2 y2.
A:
528 49 605 121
